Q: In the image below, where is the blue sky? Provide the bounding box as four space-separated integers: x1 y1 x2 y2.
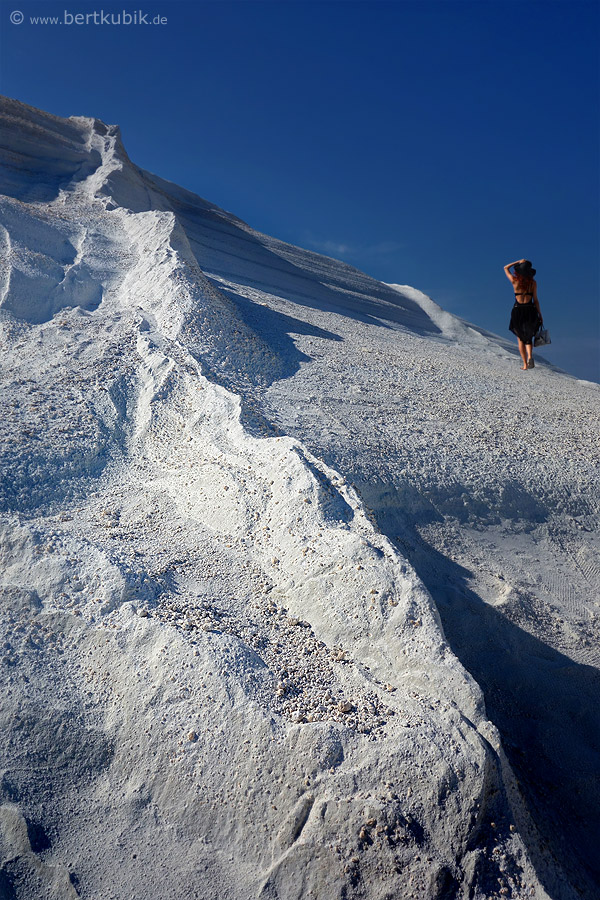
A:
1 0 598 381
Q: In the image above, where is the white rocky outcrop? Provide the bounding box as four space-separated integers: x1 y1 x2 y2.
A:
1 95 598 900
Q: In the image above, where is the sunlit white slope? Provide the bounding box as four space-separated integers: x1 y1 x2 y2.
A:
2 95 597 900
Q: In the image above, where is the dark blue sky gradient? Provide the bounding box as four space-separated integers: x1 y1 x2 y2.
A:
1 0 598 380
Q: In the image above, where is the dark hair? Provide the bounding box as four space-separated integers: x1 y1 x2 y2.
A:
514 260 536 277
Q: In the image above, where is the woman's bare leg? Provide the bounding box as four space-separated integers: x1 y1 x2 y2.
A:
517 338 528 368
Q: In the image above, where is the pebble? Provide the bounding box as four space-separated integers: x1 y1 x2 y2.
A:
154 590 393 735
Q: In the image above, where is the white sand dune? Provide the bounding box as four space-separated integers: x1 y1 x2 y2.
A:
1 95 599 900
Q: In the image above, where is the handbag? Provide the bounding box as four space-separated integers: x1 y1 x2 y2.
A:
534 326 551 347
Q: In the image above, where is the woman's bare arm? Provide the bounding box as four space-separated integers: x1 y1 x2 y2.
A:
503 259 525 282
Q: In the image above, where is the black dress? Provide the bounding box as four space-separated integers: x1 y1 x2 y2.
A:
509 300 541 345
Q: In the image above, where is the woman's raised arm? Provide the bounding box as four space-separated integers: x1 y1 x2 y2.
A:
504 259 525 282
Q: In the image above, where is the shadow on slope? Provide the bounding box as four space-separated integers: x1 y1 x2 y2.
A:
212 283 343 367
169 274 344 436
356 485 600 900
0 95 102 204
116 167 444 337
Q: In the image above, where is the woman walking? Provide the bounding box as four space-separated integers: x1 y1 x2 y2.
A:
504 258 543 369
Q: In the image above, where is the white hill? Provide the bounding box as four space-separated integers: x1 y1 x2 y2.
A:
1 95 599 900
